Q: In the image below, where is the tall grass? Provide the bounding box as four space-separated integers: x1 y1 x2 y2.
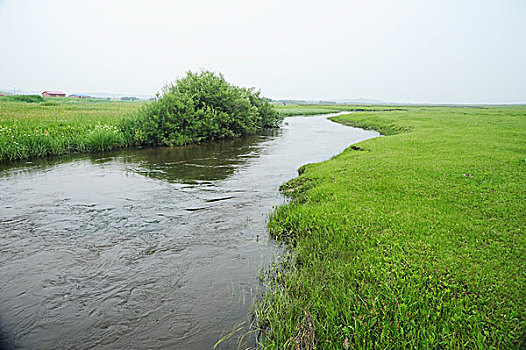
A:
0 99 142 162
257 106 526 349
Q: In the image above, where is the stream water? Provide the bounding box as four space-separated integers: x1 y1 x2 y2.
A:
0 113 379 349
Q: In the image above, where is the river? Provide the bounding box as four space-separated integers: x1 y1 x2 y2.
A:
0 113 379 349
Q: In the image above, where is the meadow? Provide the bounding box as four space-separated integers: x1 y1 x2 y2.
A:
257 106 526 348
0 97 142 162
273 103 404 116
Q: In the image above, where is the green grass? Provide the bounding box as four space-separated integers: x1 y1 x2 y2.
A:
273 103 407 116
0 98 143 162
257 106 526 349
273 104 349 116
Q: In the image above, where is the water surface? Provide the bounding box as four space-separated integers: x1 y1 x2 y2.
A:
0 114 379 349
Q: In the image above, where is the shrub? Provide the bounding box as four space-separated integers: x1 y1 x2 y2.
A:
122 71 282 146
12 95 44 103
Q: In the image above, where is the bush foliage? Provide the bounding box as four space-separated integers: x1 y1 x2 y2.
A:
3 95 45 103
121 71 282 146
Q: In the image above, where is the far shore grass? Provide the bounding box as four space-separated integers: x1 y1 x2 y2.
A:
257 106 525 348
0 97 143 162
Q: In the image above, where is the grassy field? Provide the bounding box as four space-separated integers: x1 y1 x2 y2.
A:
274 104 353 116
257 106 525 349
273 103 403 116
0 97 143 162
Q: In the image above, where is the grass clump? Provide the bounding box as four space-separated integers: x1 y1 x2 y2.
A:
257 106 526 349
121 71 283 146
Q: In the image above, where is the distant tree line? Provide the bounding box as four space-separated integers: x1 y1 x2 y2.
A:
1 95 44 103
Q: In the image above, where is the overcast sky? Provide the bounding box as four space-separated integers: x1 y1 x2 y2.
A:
0 0 525 103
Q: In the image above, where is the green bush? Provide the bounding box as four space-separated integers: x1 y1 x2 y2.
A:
12 95 44 103
122 71 282 146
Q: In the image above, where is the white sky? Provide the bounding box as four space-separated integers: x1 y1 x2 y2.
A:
1 0 525 103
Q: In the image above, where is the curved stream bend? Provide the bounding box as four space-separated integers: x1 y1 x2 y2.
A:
0 113 380 349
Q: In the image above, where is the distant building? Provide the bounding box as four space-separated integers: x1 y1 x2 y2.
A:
69 94 90 99
42 91 66 97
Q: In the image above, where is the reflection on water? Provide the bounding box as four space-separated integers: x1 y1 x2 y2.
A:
121 130 281 184
1 130 281 184
0 114 379 349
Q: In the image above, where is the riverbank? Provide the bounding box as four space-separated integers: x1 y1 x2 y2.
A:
0 98 142 162
258 106 525 348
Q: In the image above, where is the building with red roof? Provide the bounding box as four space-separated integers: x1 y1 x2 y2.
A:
42 91 66 97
